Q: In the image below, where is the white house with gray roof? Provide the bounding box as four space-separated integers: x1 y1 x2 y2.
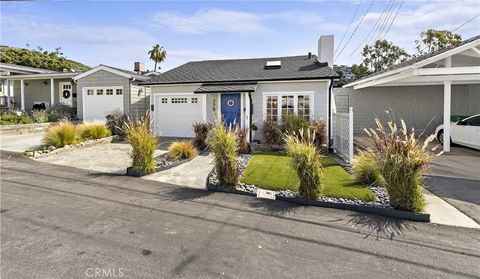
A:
142 35 338 142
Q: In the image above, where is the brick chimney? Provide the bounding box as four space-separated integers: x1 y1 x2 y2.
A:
134 62 145 73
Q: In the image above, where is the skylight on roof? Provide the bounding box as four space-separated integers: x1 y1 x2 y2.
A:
265 60 281 67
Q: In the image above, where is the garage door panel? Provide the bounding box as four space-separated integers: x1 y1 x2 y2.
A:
154 94 204 138
84 88 123 122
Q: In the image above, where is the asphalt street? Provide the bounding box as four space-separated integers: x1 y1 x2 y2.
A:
1 151 479 279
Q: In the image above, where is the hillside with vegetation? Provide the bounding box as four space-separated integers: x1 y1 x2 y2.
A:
0 46 90 72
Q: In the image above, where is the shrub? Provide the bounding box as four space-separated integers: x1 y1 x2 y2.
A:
235 127 251 154
365 119 435 213
310 120 327 147
46 104 72 122
124 116 157 174
262 120 282 145
105 111 128 137
284 129 323 200
352 150 384 185
192 122 213 149
31 110 49 123
0 111 34 125
168 141 198 160
282 114 310 136
42 120 77 148
79 122 111 141
209 121 238 187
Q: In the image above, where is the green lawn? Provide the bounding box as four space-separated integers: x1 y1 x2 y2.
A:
240 153 376 201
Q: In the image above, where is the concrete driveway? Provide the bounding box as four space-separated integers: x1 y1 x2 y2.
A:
428 146 480 180
2 153 480 279
0 132 44 152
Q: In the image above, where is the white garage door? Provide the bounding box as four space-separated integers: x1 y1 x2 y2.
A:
154 94 205 137
84 87 124 122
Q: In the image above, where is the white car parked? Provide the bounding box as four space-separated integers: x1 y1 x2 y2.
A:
435 114 480 150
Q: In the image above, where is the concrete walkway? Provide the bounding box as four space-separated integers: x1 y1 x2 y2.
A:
143 152 214 189
424 189 479 228
0 133 44 152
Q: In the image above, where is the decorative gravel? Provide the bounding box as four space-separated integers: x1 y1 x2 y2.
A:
155 153 177 168
208 153 392 208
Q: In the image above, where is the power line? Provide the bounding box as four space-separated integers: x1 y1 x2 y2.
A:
334 0 375 62
348 0 393 57
376 0 397 41
335 0 363 56
368 0 395 46
383 0 404 39
452 13 480 32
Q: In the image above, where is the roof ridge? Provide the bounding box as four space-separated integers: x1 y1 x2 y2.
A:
189 54 316 63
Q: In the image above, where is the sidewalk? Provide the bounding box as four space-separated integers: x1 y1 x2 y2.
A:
142 152 214 189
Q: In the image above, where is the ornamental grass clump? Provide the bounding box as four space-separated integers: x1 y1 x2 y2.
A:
352 150 384 186
209 121 238 188
262 120 282 145
42 120 77 148
284 129 323 200
192 122 213 149
105 111 128 137
235 127 251 154
282 114 310 137
124 116 157 174
365 119 435 213
168 141 198 160
79 122 111 141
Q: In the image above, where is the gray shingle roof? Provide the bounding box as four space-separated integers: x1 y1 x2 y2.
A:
99 64 149 80
194 82 257 93
350 35 480 84
141 55 339 85
0 62 58 74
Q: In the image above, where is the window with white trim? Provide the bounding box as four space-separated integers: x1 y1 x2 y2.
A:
191 97 198 104
172 97 188 104
265 94 313 121
116 89 123 95
161 98 168 103
106 89 113 95
266 96 278 121
96 89 104 95
87 89 94 95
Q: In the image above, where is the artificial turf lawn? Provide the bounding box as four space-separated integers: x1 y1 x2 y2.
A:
240 153 376 201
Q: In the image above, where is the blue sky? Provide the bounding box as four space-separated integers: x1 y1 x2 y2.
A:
1 1 479 71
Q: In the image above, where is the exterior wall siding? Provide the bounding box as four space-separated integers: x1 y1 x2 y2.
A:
130 84 150 119
76 70 130 121
334 84 480 134
12 78 77 111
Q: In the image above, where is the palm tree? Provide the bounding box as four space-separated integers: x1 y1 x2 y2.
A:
148 44 167 72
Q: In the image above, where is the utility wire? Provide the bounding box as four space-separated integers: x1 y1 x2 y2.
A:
334 0 375 62
335 0 363 56
376 0 397 40
369 0 395 45
451 13 480 32
383 0 404 39
349 0 393 57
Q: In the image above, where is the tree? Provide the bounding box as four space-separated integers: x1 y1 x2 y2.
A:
148 44 167 72
415 29 462 56
360 40 410 73
351 64 371 80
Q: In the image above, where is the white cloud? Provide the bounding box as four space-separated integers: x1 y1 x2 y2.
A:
150 8 330 35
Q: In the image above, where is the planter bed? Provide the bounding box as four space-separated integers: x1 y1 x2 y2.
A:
24 135 122 158
207 152 430 222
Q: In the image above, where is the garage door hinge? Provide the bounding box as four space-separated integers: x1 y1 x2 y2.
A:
150 104 154 111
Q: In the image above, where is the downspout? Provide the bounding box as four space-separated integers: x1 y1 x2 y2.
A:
130 77 136 118
248 92 253 142
328 78 333 151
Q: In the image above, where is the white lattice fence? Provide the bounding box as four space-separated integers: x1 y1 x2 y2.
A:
333 107 353 163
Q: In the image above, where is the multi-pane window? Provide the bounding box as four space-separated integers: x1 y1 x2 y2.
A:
171 98 188 104
266 96 278 121
265 94 312 122
297 95 310 120
281 95 294 117
116 89 123 95
191 97 198 104
87 89 94 95
161 98 168 104
106 89 113 95
96 89 104 95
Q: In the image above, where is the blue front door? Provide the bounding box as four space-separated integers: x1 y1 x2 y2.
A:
221 93 241 128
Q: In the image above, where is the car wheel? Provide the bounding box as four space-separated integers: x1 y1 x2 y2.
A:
437 129 444 145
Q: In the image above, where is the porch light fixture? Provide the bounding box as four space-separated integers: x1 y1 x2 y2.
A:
43 80 48 86
138 89 144 96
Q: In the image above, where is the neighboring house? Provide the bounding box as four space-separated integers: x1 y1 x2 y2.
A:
142 35 339 141
0 63 57 107
336 35 480 152
2 64 151 122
